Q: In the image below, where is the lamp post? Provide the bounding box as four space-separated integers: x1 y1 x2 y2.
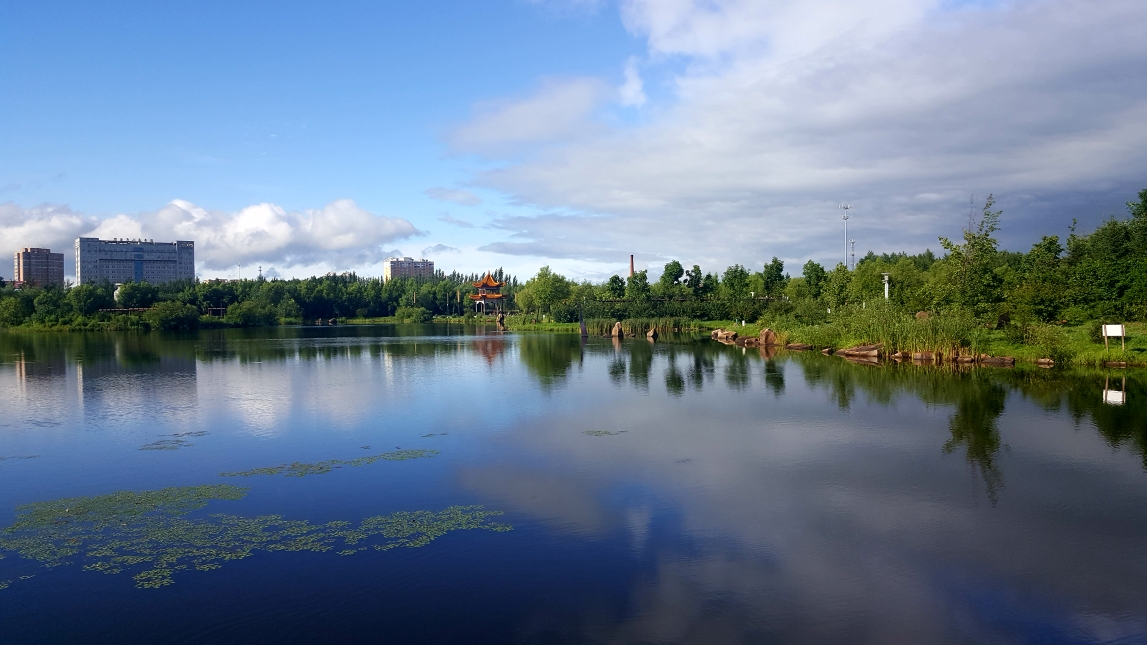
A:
882 273 890 300
839 204 852 268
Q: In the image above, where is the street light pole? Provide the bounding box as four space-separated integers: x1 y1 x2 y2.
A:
839 203 852 268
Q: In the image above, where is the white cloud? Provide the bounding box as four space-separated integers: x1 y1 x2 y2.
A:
619 56 647 107
0 199 422 279
422 243 460 255
447 77 611 156
438 213 475 228
456 0 1147 269
424 187 483 206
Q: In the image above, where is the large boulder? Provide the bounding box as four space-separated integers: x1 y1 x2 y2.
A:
611 321 624 338
759 328 779 346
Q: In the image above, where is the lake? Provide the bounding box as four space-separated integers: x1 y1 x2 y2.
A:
0 326 1145 644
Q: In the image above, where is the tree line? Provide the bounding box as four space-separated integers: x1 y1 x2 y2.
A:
1 189 1144 331
516 190 1147 326
0 269 521 330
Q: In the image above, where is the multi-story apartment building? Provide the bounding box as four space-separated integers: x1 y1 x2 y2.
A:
13 247 65 287
382 257 435 281
75 238 195 284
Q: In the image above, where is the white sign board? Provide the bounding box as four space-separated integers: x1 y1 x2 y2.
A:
1104 390 1126 405
1103 324 1126 337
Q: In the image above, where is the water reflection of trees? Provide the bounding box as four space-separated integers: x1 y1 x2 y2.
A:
942 377 1006 504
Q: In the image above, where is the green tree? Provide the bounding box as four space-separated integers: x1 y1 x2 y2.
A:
659 260 684 291
684 265 703 295
762 257 786 297
802 261 826 299
720 265 749 300
146 301 199 330
67 284 114 316
626 270 650 300
517 266 572 314
605 275 626 299
939 195 1003 317
116 282 159 308
0 297 30 326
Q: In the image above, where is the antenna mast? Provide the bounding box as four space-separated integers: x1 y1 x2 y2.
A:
839 204 853 268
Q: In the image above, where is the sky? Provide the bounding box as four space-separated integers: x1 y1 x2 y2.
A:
1 0 1145 282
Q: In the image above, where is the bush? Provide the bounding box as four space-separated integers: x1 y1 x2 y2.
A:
0 297 30 326
224 301 278 327
146 301 199 331
394 306 432 323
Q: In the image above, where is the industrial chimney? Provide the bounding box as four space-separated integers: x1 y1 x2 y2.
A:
629 255 634 277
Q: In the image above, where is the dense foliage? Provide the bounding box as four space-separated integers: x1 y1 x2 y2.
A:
0 270 519 330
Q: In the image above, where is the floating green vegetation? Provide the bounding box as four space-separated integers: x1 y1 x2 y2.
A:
139 439 192 451
170 431 209 438
0 484 510 589
0 455 38 464
584 430 627 437
420 433 448 437
219 449 440 478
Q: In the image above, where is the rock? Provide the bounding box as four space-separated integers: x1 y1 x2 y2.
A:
1036 358 1055 368
912 351 935 363
821 348 833 355
737 337 760 347
328 318 337 325
980 356 1015 367
759 328 779 346
837 344 882 358
711 329 722 340
915 311 931 320
844 356 880 366
1105 361 1128 368
496 312 505 325
612 322 624 338
785 343 813 351
956 356 976 364
996 313 1011 329
889 351 910 361
646 328 659 341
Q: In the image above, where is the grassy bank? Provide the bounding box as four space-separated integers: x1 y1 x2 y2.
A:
701 313 1146 367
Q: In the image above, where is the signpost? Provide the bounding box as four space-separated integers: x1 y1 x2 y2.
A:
1102 324 1126 351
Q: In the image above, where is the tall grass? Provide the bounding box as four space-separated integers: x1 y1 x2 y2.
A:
585 317 700 336
785 301 980 355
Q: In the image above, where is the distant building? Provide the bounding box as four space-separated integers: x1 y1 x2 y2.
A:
14 247 65 287
383 257 434 281
75 238 195 284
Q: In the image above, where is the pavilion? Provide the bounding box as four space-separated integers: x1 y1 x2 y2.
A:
469 272 505 313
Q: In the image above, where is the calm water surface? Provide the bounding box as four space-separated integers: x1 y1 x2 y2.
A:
1 325 1145 644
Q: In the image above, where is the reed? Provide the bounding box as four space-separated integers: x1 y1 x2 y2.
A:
585 317 700 336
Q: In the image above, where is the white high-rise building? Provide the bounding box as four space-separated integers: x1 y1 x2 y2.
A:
382 257 434 281
75 238 195 284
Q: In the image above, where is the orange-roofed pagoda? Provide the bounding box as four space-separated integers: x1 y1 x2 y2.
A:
469 272 505 313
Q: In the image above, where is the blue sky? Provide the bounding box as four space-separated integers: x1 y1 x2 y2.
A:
2 0 1145 280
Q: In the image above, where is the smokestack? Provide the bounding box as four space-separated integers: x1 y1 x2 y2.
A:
629 255 634 277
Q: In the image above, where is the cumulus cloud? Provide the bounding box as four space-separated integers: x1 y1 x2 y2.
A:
424 187 482 206
0 199 421 278
447 77 611 156
458 0 1147 269
422 244 460 255
438 213 475 228
619 56 646 107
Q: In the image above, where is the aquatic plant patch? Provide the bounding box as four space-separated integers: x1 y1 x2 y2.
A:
584 430 627 436
0 455 38 465
219 449 440 478
0 485 510 589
